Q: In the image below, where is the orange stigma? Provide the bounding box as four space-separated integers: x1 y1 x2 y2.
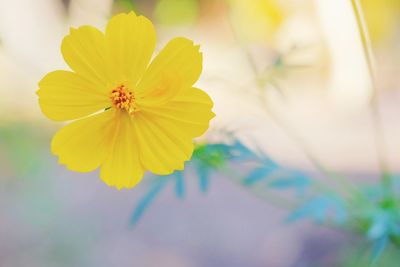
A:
109 85 138 113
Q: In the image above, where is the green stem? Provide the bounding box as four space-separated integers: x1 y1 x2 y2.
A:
225 3 357 198
350 0 391 184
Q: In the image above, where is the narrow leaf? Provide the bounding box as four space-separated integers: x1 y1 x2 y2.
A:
174 172 185 199
130 178 169 226
198 167 210 193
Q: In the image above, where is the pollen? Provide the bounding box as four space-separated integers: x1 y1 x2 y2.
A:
109 85 138 113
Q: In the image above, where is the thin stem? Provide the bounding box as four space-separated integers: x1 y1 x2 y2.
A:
350 0 391 183
220 166 297 209
225 3 356 197
258 80 356 198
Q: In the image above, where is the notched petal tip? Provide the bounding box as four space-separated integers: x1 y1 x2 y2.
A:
100 172 144 190
150 162 186 176
68 26 93 34
105 11 157 86
61 25 109 86
106 11 141 28
210 110 216 119
136 37 203 105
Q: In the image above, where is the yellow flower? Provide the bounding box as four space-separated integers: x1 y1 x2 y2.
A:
361 0 400 44
37 12 215 190
228 0 284 42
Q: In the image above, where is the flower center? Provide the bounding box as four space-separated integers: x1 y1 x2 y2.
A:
109 85 138 113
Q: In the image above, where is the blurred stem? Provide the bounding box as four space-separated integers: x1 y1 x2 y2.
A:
350 0 391 186
220 165 348 232
225 4 356 198
220 166 297 209
257 89 356 199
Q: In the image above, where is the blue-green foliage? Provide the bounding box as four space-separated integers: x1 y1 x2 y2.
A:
351 179 400 262
130 142 233 225
130 177 170 225
174 171 185 199
268 172 311 195
243 166 278 186
287 194 347 224
130 140 332 225
197 167 210 193
129 140 400 262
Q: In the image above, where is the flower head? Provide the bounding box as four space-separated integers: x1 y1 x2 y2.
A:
37 12 215 190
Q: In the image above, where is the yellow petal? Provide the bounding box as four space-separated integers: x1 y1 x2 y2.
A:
37 70 109 121
141 87 215 137
100 112 144 190
51 110 115 173
135 88 215 175
105 12 156 86
134 112 192 175
136 37 202 106
61 26 111 87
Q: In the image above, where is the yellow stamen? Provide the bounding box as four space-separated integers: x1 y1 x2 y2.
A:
109 85 138 114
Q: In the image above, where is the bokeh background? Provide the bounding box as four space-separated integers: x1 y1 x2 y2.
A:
1 0 400 266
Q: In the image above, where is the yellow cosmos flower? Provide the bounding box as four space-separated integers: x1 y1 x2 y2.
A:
361 0 400 44
228 0 284 42
37 12 215 190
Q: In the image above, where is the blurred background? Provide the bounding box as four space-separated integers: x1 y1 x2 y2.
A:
1 0 400 266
